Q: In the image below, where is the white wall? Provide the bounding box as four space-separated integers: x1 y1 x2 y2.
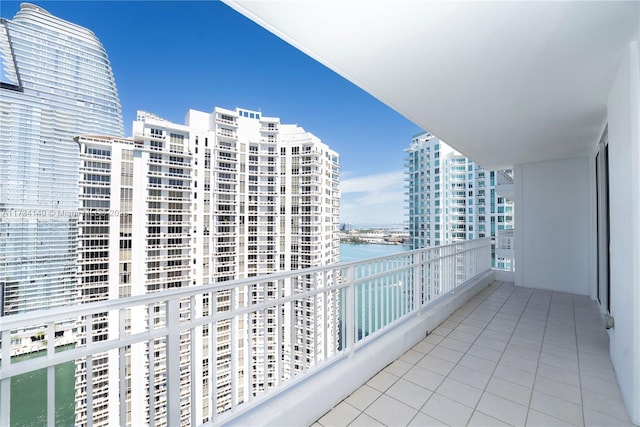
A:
514 156 592 295
606 41 640 425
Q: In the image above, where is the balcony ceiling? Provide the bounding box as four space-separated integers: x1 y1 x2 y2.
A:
224 1 639 169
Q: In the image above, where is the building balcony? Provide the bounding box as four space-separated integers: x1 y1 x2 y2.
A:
496 228 515 263
166 159 191 167
2 238 632 426
1 239 495 426
147 252 190 262
164 171 192 179
133 131 166 142
215 117 238 127
208 4 640 423
218 141 237 151
495 170 514 201
216 129 237 140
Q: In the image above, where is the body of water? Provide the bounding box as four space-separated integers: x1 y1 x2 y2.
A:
340 242 411 263
340 243 413 338
9 346 75 427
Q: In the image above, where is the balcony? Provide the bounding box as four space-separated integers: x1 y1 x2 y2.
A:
495 170 514 201
4 2 640 423
496 228 515 271
2 238 632 426
216 128 237 140
1 239 495 426
215 117 237 127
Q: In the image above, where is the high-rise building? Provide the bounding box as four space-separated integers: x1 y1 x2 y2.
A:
405 132 514 268
0 3 123 316
75 108 340 425
75 126 193 426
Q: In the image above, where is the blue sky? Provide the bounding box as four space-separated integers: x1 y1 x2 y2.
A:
3 1 423 225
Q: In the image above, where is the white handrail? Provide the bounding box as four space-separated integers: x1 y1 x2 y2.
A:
0 238 491 426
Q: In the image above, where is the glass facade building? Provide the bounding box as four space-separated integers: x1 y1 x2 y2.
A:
0 3 123 316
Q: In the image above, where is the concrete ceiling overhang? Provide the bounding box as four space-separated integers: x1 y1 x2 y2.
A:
224 1 639 169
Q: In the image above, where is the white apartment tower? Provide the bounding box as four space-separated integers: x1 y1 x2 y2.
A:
76 107 340 425
75 127 193 426
406 132 514 268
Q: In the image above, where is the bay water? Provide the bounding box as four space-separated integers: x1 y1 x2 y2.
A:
339 242 412 340
8 346 75 427
340 242 411 263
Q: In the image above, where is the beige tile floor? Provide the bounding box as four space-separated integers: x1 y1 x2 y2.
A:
314 281 635 427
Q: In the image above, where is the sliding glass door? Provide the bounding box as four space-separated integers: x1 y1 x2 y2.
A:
596 128 610 313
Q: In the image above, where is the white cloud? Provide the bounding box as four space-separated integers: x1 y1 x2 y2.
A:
340 171 404 194
339 171 406 224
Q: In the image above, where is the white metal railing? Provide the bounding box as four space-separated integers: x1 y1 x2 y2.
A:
497 228 514 250
0 238 490 427
496 169 514 185
495 228 515 271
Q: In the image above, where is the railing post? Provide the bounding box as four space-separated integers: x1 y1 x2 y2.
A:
86 315 94 427
166 298 181 426
86 355 94 427
147 305 156 426
345 266 355 358
119 309 127 427
1 329 11 427
47 322 55 427
190 296 197 427
473 239 478 277
414 251 422 314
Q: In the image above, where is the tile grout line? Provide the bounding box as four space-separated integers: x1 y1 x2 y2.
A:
470 283 539 426
524 291 588 426
315 284 629 427
403 280 508 426
574 292 588 426
414 281 520 425
347 281 507 427
521 288 551 426
571 294 630 424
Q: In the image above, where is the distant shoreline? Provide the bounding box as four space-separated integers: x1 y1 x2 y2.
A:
340 241 409 246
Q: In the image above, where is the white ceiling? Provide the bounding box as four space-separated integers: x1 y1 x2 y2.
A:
224 1 639 169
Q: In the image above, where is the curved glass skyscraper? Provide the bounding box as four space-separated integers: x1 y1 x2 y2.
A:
0 3 123 315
